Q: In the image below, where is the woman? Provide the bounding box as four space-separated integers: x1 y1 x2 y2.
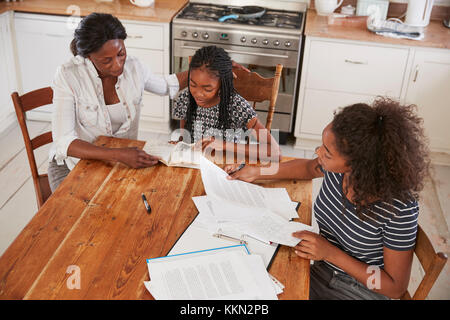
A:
225 98 430 299
48 13 246 192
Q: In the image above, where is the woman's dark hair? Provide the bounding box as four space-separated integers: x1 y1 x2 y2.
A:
70 13 127 57
331 97 430 219
185 46 234 140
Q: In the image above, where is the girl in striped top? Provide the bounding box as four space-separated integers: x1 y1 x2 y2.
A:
225 98 430 299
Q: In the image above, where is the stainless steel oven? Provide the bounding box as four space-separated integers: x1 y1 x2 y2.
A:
171 1 307 143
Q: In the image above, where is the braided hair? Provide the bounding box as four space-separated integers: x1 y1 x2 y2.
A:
185 46 234 141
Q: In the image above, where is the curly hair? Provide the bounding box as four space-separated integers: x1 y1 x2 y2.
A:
331 97 430 219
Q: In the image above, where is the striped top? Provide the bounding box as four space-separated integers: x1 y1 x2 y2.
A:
314 169 419 273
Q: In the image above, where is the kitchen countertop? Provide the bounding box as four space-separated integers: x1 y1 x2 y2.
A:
0 0 188 23
305 9 450 50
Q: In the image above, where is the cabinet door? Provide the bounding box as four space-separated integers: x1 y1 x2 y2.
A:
300 89 375 136
15 14 73 118
306 40 409 97
126 47 167 120
405 49 450 153
0 12 17 127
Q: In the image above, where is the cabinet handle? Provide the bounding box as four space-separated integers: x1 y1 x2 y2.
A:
344 59 367 65
413 67 419 82
129 35 143 39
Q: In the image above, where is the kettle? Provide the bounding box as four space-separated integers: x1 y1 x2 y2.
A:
404 0 434 27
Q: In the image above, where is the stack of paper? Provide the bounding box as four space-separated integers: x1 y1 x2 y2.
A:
199 156 312 247
144 245 279 300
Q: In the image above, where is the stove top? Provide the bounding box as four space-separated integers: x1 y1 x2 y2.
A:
176 3 304 30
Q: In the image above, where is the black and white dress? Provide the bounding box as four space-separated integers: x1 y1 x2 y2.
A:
172 88 257 143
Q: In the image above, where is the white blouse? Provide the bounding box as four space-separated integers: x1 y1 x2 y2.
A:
49 55 179 170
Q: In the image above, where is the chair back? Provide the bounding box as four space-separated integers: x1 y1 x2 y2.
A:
401 225 448 300
11 87 54 208
233 64 283 130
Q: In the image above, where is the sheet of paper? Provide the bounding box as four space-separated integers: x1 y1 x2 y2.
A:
170 201 279 269
146 250 277 300
235 208 312 247
200 156 298 220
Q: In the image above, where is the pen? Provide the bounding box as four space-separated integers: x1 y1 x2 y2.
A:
229 163 246 175
141 193 151 214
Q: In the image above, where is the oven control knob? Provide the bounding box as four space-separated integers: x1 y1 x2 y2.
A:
202 32 209 40
240 36 246 43
273 40 280 46
192 32 199 38
262 39 269 45
181 31 187 37
251 38 257 44
285 41 292 47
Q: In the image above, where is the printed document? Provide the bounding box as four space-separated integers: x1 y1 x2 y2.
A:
145 246 277 300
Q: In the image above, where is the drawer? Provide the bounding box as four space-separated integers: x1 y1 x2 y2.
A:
123 23 164 50
299 89 375 136
306 40 408 97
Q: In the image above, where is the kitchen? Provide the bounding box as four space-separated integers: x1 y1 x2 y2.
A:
0 0 449 300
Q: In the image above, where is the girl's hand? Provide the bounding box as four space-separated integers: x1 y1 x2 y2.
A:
225 164 260 183
116 147 160 168
292 230 335 261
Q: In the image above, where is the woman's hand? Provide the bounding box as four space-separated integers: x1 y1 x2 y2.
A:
224 164 260 183
116 147 160 168
292 230 335 261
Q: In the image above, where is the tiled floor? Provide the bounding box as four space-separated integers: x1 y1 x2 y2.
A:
0 120 448 299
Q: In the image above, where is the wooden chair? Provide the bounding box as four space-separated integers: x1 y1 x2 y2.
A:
233 64 283 130
401 225 448 300
11 87 53 209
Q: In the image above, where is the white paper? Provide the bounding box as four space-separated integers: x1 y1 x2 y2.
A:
146 250 277 300
200 156 298 220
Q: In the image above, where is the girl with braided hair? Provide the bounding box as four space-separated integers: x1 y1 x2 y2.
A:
172 45 280 161
225 98 430 299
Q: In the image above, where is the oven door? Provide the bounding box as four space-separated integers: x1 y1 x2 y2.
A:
172 40 301 132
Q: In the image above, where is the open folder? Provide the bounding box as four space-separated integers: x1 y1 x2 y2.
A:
145 244 278 300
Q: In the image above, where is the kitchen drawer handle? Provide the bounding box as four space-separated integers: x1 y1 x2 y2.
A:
344 59 368 65
45 33 67 38
180 45 289 59
129 35 144 39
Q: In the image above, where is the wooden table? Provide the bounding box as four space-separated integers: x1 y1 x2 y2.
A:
0 136 312 300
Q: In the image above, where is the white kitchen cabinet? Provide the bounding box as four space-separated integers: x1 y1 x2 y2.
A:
14 13 74 121
123 20 171 133
0 11 18 134
404 48 450 154
13 13 171 133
